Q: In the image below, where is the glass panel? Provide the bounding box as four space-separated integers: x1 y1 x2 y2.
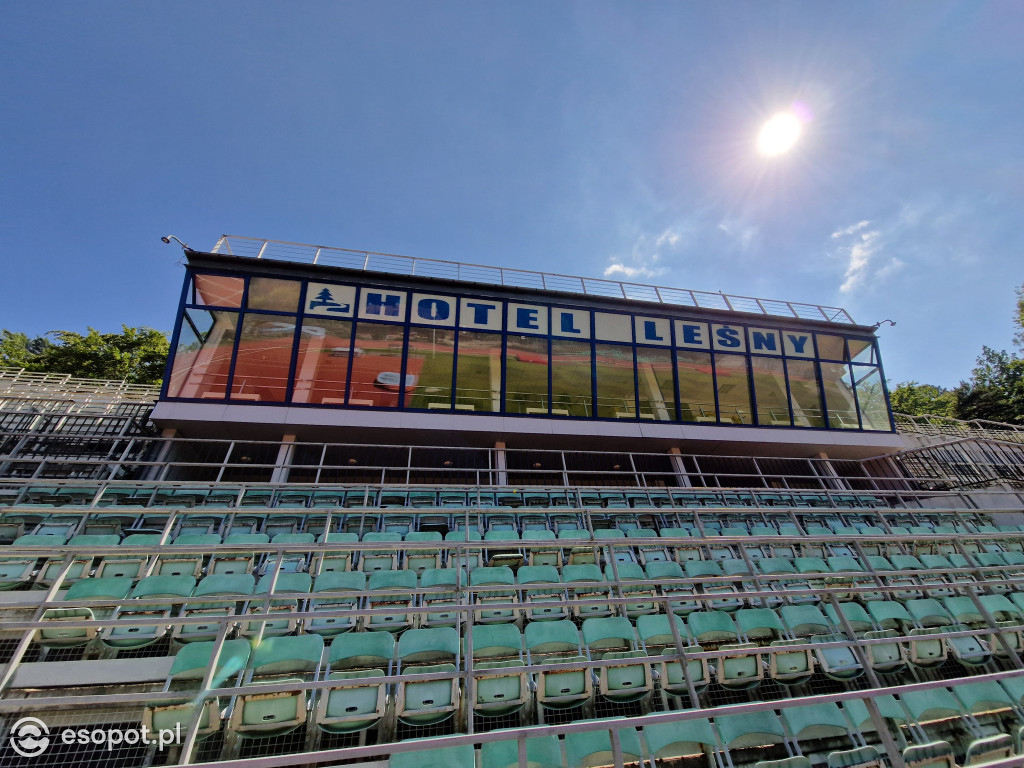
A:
849 338 876 364
230 315 295 402
714 353 753 424
292 318 353 404
816 334 846 361
193 274 244 308
787 359 825 428
405 327 455 409
854 366 891 430
636 347 677 421
595 343 636 418
455 331 501 412
247 277 301 312
349 322 406 407
166 310 238 398
752 356 791 426
820 362 860 429
677 350 716 422
551 339 593 418
505 335 549 415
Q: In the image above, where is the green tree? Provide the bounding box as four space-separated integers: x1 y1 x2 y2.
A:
0 330 51 370
38 326 170 384
889 381 958 418
955 346 1024 425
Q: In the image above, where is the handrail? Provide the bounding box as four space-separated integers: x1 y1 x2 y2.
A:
210 235 857 324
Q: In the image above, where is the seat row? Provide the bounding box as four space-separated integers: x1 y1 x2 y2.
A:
0 484 891 511
134 626 1024 768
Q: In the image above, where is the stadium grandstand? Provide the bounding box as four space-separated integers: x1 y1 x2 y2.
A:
2 234 1024 768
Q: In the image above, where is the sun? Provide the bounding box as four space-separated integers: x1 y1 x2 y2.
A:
757 112 803 156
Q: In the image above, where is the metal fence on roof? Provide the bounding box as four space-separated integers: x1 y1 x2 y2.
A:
210 235 857 324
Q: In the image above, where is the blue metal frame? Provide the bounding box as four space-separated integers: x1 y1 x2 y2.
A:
162 269 896 432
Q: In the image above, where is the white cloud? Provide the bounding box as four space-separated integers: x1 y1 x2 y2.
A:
603 226 680 280
830 219 907 295
831 220 871 239
717 218 758 250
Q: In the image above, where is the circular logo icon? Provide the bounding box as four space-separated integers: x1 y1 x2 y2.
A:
9 717 50 758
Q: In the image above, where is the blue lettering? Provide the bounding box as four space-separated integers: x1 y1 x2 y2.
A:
416 298 450 321
466 302 496 325
716 327 741 348
751 331 777 351
559 312 582 334
364 292 402 317
516 307 540 330
681 324 703 345
643 320 664 342
786 334 809 354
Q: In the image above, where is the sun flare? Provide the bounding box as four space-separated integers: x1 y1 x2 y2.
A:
757 112 803 156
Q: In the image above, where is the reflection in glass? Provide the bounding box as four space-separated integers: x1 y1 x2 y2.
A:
230 314 296 402
405 327 455 409
193 274 244 308
455 331 501 412
820 362 860 429
715 354 753 424
816 334 846 361
787 359 825 428
349 322 406 407
595 343 636 418
167 310 238 399
849 338 876 365
292 318 353 404
636 347 676 421
505 335 549 414
752 356 791 426
247 277 301 312
551 340 593 418
854 366 891 430
677 351 716 422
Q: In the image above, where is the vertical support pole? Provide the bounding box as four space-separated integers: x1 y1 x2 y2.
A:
494 441 508 487
668 447 692 488
272 434 295 485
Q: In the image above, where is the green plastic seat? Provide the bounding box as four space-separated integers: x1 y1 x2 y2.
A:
157 533 221 578
94 534 163 579
405 531 443 571
38 576 133 647
359 531 403 571
687 611 738 643
643 716 716 761
716 709 785 749
781 701 849 742
525 621 591 712
565 722 642 768
242 572 312 637
209 532 270 575
824 602 873 633
470 624 527 717
262 532 315 574
312 531 359 574
479 733 562 768
390 742 476 768
251 633 324 675
716 642 764 690
174 572 256 642
418 568 462 628
563 564 612 619
316 632 395 734
471 566 520 624
366 569 418 632
902 741 956 768
518 565 567 621
826 745 883 768
396 628 460 725
103 574 196 648
736 608 785 641
306 570 365 636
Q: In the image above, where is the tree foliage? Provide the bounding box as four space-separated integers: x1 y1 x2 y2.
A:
0 326 169 385
891 284 1024 425
889 381 958 418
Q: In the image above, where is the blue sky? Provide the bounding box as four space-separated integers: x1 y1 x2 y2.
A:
2 2 1022 388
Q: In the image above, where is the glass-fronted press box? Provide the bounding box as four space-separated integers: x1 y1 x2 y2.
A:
162 259 893 432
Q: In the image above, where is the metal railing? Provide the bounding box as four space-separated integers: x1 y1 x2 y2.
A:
895 412 1024 444
210 235 857 324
